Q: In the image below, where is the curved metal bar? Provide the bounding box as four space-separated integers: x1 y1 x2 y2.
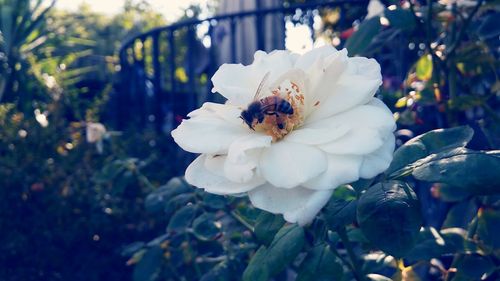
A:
116 0 369 131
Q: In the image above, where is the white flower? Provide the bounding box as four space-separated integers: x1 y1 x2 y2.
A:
86 122 107 153
438 0 478 8
366 0 385 19
172 46 396 226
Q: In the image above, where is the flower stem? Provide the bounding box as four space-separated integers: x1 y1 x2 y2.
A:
337 227 365 281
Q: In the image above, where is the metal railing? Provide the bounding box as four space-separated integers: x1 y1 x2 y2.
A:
116 0 369 132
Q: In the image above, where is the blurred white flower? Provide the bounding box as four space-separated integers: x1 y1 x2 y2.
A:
439 0 478 8
366 0 385 19
34 109 49 127
172 46 396 226
86 122 107 153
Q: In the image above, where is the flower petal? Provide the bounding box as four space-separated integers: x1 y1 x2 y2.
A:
303 154 363 190
248 184 333 226
306 57 382 123
172 103 250 154
360 133 395 178
259 141 327 188
185 155 264 195
285 125 350 145
211 50 296 105
318 129 384 155
224 134 272 183
294 45 339 71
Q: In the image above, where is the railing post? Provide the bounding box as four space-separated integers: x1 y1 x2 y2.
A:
152 33 163 132
255 0 265 51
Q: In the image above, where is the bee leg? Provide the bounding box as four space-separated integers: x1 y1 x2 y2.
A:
257 114 265 124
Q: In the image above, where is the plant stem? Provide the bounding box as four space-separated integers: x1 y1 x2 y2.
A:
230 210 254 232
337 227 365 281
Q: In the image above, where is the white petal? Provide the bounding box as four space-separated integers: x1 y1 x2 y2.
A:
188 102 243 126
344 57 382 80
248 185 333 226
306 75 381 123
318 129 384 155
294 45 339 71
211 64 257 105
227 134 272 164
303 154 363 190
304 49 349 114
306 57 382 123
306 103 395 131
224 135 272 183
185 155 264 195
260 141 327 188
360 133 395 178
211 51 296 105
285 125 350 145
171 114 248 154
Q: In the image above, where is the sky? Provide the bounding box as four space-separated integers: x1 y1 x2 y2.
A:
54 0 206 21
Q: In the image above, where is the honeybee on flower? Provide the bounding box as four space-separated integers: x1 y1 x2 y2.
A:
172 46 396 226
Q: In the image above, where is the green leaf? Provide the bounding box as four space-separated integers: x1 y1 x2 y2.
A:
450 254 495 281
405 227 466 262
323 199 357 229
200 262 230 281
202 193 226 210
254 211 285 246
416 54 433 81
477 208 500 250
357 181 422 258
192 213 220 241
345 17 382 56
167 204 197 233
296 244 343 281
412 148 500 195
384 8 416 31
265 225 305 276
386 126 474 177
435 183 471 202
243 225 305 281
242 247 270 281
133 246 163 281
145 177 192 213
442 199 477 228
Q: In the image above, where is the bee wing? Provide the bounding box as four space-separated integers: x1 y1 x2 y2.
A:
253 72 270 100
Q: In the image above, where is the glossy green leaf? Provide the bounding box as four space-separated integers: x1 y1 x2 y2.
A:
357 181 422 258
405 227 466 262
385 8 416 31
386 126 474 177
243 224 305 281
323 199 357 229
442 199 477 228
412 148 500 195
145 177 192 213
450 254 495 281
242 246 270 281
254 211 285 246
167 204 197 233
133 246 163 281
296 244 343 281
477 208 500 250
345 17 382 56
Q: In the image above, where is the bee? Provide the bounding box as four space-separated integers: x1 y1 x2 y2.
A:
240 72 294 130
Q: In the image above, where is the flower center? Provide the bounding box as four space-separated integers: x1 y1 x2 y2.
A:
253 80 305 142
